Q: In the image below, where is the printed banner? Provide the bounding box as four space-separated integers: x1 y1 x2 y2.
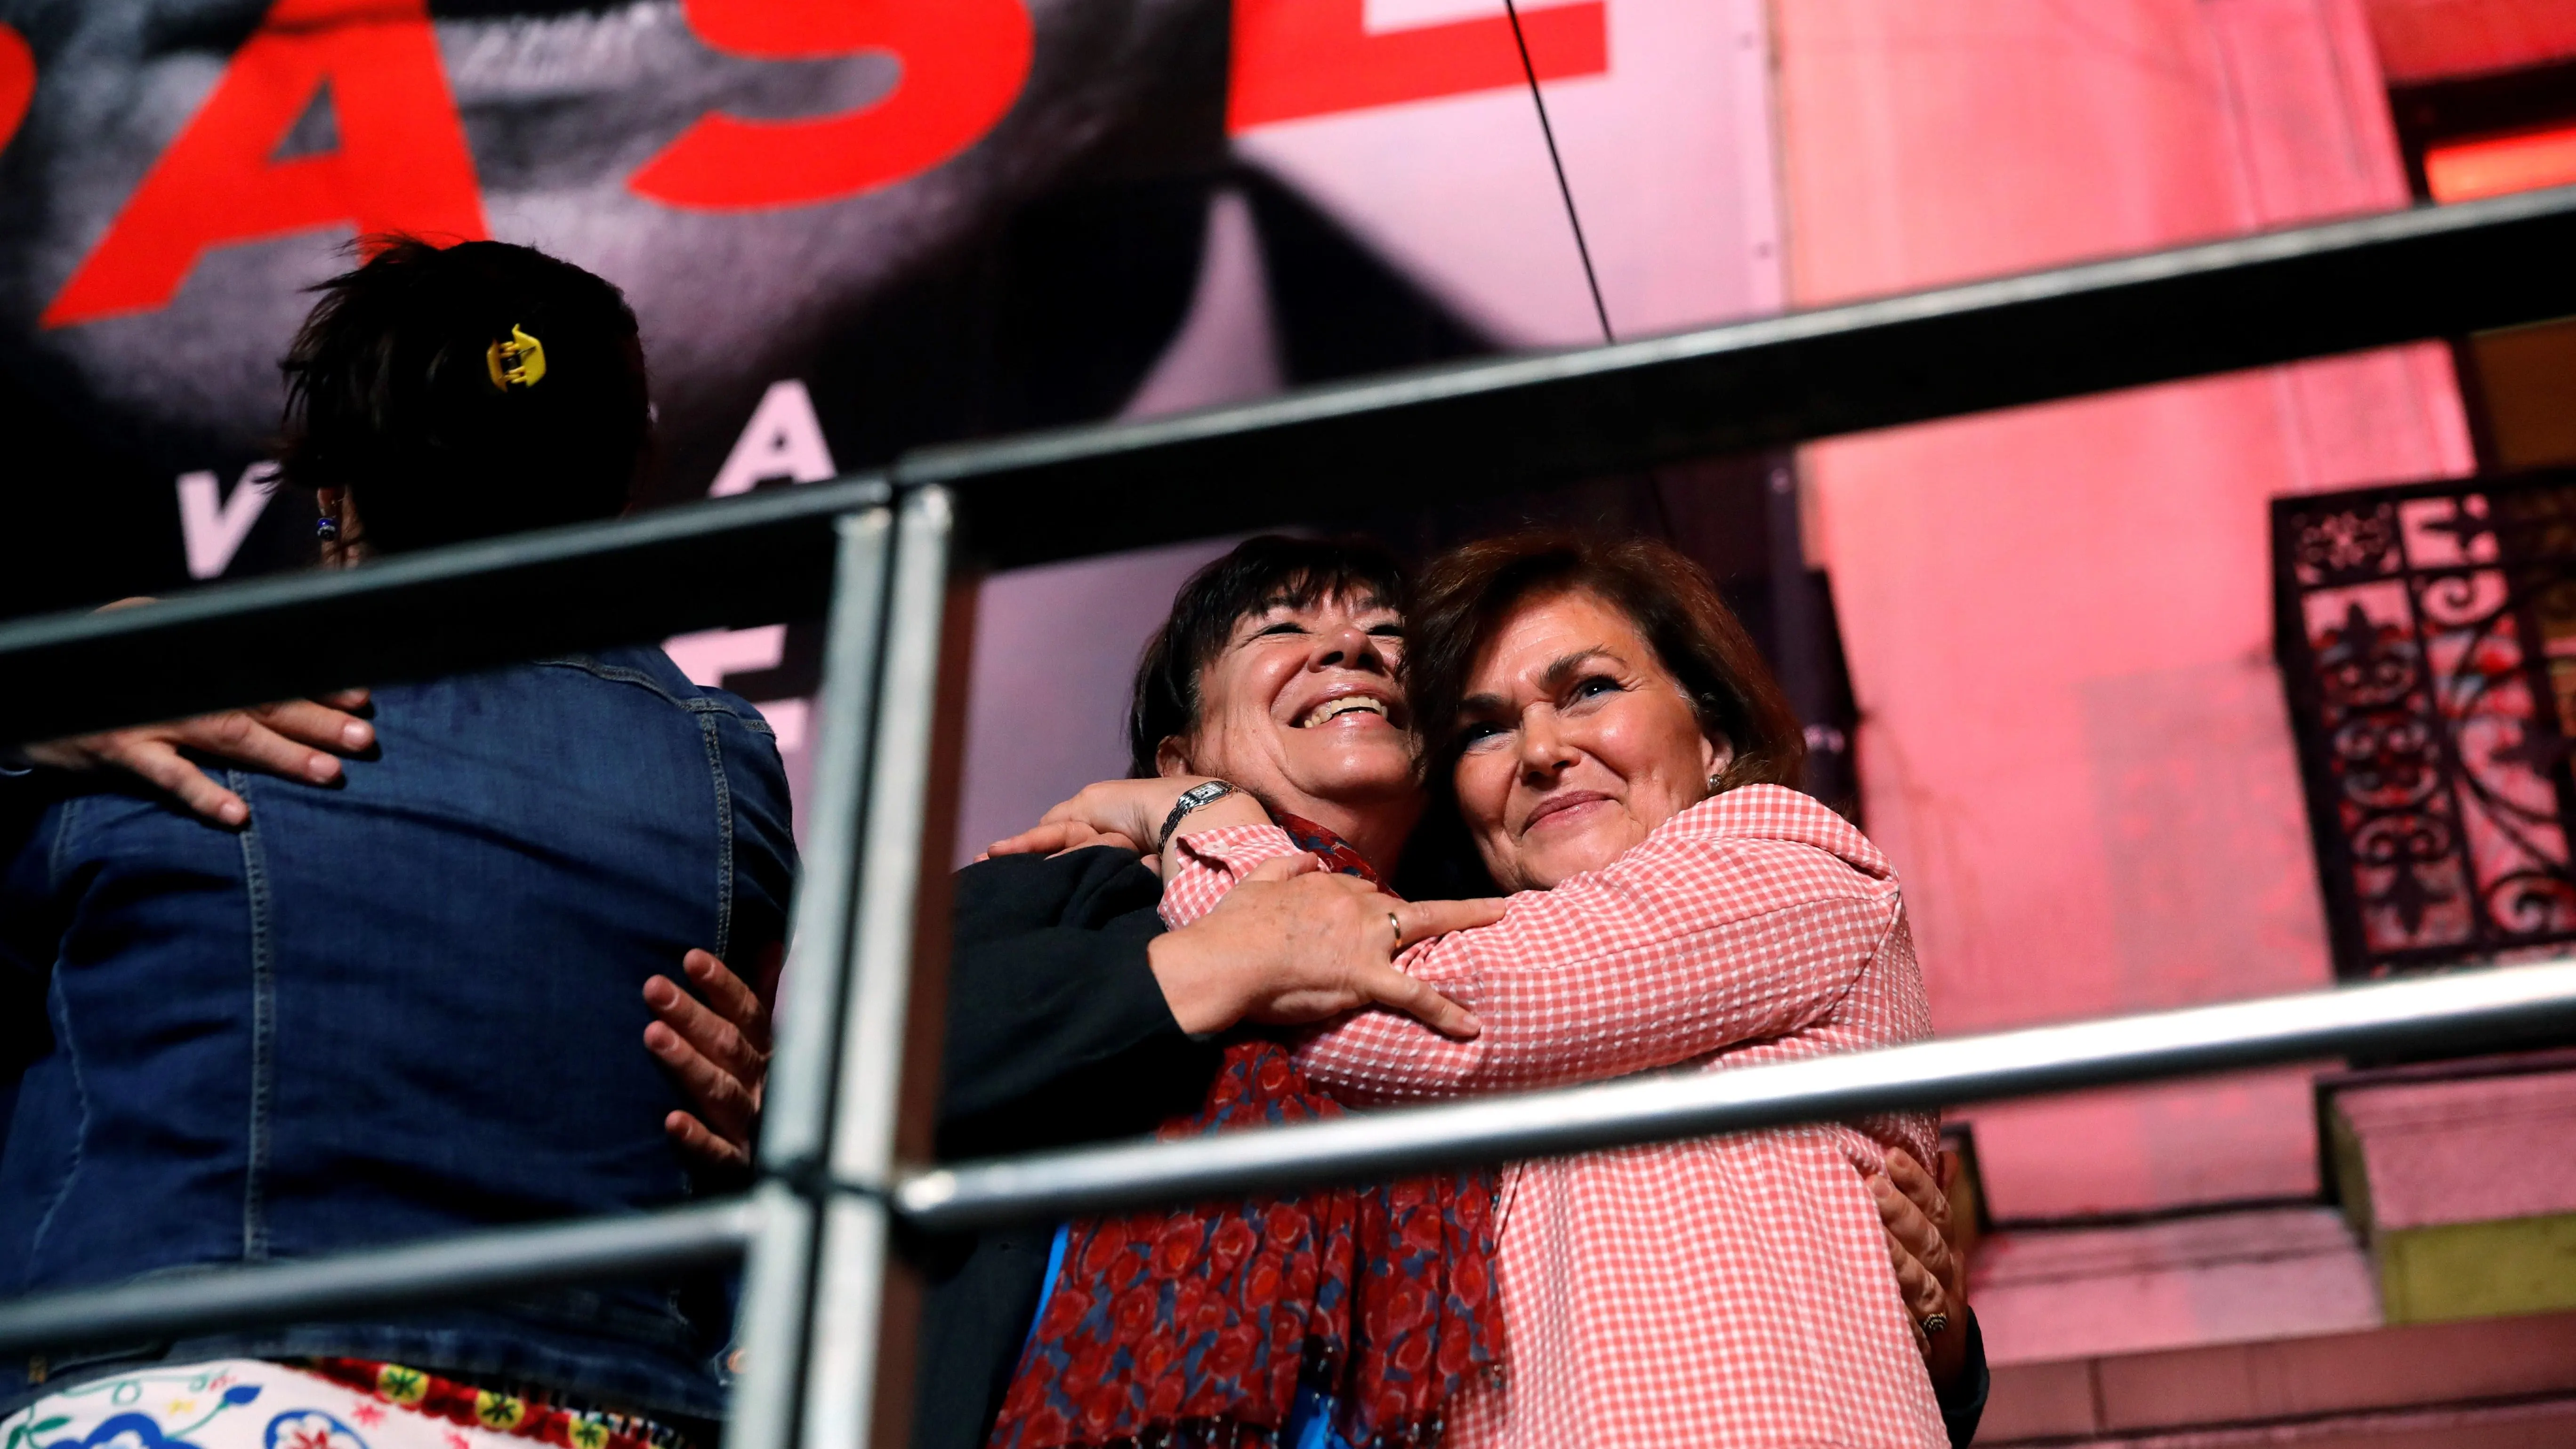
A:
0 0 1780 826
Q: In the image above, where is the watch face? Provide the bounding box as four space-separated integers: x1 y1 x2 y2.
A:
1161 781 1229 844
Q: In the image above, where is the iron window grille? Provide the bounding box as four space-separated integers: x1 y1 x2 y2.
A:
2276 467 2576 978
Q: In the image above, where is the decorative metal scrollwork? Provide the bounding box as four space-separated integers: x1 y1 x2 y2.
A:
2275 472 2576 978
2314 601 2419 710
2292 503 2401 585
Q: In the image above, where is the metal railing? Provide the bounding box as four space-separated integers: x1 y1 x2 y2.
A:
7 954 2575 1363
5 185 2576 1449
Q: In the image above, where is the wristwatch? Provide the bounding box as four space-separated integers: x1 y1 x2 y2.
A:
1158 780 1240 850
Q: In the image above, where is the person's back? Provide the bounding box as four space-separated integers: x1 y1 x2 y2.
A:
0 647 791 1414
0 238 791 1434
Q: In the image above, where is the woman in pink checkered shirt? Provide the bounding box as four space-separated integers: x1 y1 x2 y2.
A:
1021 531 1959 1449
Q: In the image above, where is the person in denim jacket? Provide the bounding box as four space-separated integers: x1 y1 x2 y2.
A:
0 240 793 1448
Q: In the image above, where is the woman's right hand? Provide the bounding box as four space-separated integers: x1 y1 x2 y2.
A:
14 596 375 828
1873 1145 1972 1390
22 690 375 827
644 944 781 1172
1147 853 1503 1038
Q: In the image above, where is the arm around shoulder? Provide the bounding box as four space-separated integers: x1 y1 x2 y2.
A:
1295 821 1899 1103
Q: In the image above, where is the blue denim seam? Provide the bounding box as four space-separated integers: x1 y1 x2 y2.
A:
27 801 89 1264
530 659 775 737
26 969 87 1268
47 795 81 886
233 771 276 1262
699 716 735 965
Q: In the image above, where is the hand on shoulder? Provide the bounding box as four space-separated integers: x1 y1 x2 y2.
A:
25 689 375 827
22 598 378 828
981 775 1266 868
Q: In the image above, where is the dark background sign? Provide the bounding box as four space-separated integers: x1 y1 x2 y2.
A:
0 0 1813 846
0 0 1754 612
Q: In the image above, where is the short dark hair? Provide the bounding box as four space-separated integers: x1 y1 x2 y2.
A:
273 237 650 555
1127 535 1410 777
1407 530 1804 794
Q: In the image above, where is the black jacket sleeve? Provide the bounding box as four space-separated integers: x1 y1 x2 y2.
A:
910 847 1228 1449
937 845 1223 1159
1939 1309 1989 1447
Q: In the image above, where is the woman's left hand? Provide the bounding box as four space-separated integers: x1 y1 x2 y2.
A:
644 943 781 1174
985 776 1263 863
1872 1145 1972 1391
977 818 1154 868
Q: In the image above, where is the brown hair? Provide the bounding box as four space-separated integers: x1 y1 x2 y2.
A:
1406 530 1805 795
1127 534 1409 777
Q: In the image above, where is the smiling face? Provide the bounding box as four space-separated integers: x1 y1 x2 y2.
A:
1156 589 1424 848
1451 588 1730 892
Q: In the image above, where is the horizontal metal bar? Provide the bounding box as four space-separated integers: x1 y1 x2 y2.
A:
8 191 2576 741
0 1198 761 1359
919 185 2576 568
0 477 889 747
894 957 2576 1230
6 962 2571 1355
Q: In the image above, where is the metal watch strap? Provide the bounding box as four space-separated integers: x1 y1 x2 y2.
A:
1158 780 1239 850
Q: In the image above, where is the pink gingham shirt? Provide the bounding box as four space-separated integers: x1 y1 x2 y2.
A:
1160 784 1947 1449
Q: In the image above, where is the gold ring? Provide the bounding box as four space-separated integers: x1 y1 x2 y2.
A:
1388 910 1403 950
1921 1312 1950 1335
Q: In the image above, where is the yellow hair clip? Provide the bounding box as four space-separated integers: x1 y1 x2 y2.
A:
485 324 547 391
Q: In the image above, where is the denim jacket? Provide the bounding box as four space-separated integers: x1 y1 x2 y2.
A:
0 648 796 1421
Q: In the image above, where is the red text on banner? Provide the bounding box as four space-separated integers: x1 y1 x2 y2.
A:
0 24 33 161
628 0 1034 212
43 0 485 329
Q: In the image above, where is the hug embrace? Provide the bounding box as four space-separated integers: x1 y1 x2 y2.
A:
889 532 1992 1449
0 239 1980 1449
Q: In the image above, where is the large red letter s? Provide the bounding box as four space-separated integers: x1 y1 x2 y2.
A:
628 0 1033 212
42 0 486 330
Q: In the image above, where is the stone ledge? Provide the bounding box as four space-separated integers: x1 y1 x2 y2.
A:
1978 1308 2576 1443
1976 1208 2379 1365
2324 1055 2576 1322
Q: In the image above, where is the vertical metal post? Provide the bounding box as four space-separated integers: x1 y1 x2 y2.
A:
727 507 896 1449
1763 460 1824 732
802 486 956 1449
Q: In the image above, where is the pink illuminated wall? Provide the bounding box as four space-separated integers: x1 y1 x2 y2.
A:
1775 0 2476 1219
